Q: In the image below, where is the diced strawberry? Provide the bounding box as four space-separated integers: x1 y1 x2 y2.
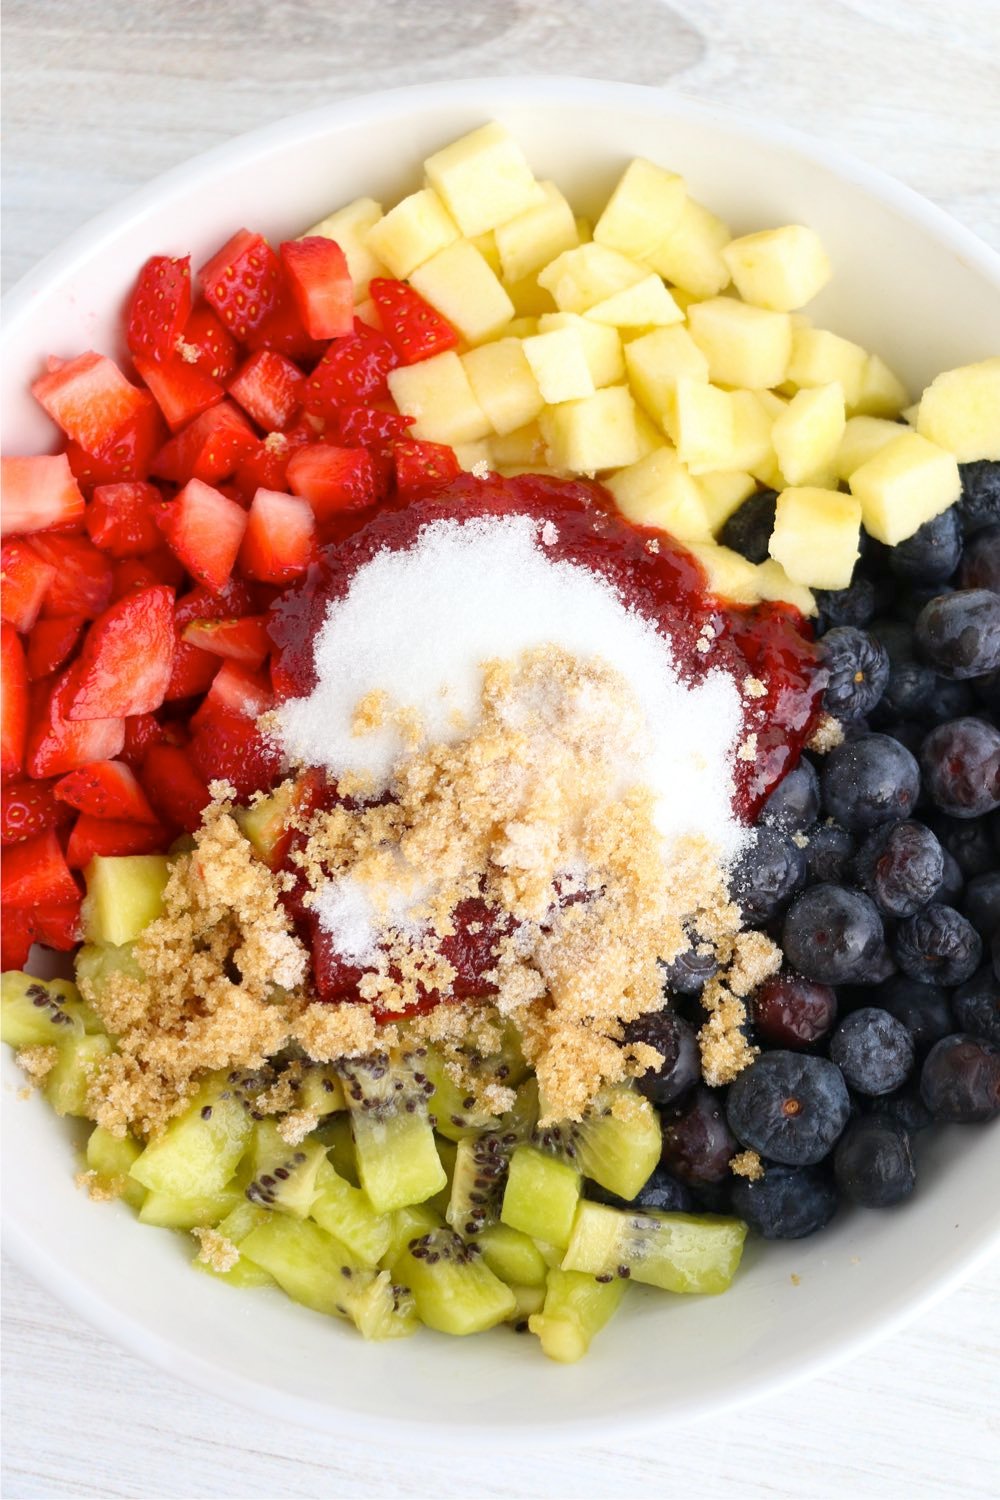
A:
86 481 163 557
30 902 83 952
189 709 283 800
199 229 284 341
109 546 186 600
327 403 413 453
133 351 223 432
140 743 210 832
178 304 239 381
1 828 80 906
26 664 125 778
31 352 149 454
180 614 270 666
167 578 255 700
370 278 459 365
286 443 381 518
121 713 169 769
242 295 326 363
31 534 114 620
393 439 461 492
156 477 248 592
1 624 28 779
1 907 33 968
228 349 304 431
151 400 258 486
302 322 398 416
25 616 86 680
1 777 70 844
67 585 175 721
1 541 56 631
126 255 193 363
239 489 315 584
0 454 86 536
193 660 273 725
279 237 354 341
56 758 159 823
66 813 168 868
233 428 311 502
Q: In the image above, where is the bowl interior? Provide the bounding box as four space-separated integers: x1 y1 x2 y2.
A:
3 78 999 1443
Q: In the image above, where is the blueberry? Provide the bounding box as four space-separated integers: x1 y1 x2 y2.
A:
783 883 887 985
964 872 1000 938
873 975 954 1052
730 1163 838 1239
829 1006 915 1095
956 459 1000 536
920 1033 1000 1122
871 617 916 663
719 489 778 564
660 939 718 997
925 676 977 724
958 525 1000 593
914 589 1000 679
815 577 877 633
751 971 837 1049
921 717 1000 819
633 1165 696 1214
973 668 1000 713
952 967 1000 1046
726 1051 850 1165
992 926 1000 983
874 657 937 721
820 733 920 833
896 582 954 627
888 507 963 584
855 819 944 918
730 826 807 924
660 1086 738 1185
929 811 997 878
935 847 965 906
820 627 890 718
894 903 983 986
804 823 856 884
760 758 820 833
869 1083 934 1133
833 1117 915 1207
625 1008 701 1106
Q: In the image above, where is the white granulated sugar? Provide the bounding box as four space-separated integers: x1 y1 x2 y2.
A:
312 865 431 966
274 513 746 858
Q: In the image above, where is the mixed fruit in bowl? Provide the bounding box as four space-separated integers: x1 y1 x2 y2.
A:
2 121 999 1364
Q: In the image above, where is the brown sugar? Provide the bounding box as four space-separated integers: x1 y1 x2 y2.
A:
807 713 844 753
15 1045 58 1086
191 1226 240 1273
730 1149 764 1181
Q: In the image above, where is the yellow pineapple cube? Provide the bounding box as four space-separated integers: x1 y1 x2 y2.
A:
624 326 709 422
424 122 543 237
538 313 624 388
722 225 831 312
453 439 493 472
697 471 757 534
521 328 595 404
503 274 557 318
724 390 778 478
849 431 961 544
855 354 909 418
540 386 641 473
686 543 763 604
754 558 817 616
490 421 547 468
916 358 1000 460
834 415 903 481
460 339 544 435
771 383 846 485
303 197 387 301
495 181 579 283
593 158 687 262
537 243 647 314
585 274 683 330
605 448 712 542
387 351 491 445
646 198 731 298
769 486 862 589
409 241 515 345
364 189 459 279
670 379 735 473
687 299 793 390
786 328 868 409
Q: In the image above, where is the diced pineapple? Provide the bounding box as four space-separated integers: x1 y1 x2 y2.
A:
521 328 595 404
670 379 734 473
469 230 502 277
495 181 580 283
503 273 558 318
409 241 514 345
453 439 493 472
687 298 793 390
423 122 543 237
592 158 686 262
646 198 731 298
849 431 961 544
537 243 647 314
855 354 909 419
916 358 1000 460
538 313 624 388
686 543 763 604
364 188 459 279
82 854 171 946
834 415 903 481
605 448 712 541
489 421 547 468
771 383 846 485
624 326 709 422
461 339 544 434
697 470 757 533
786 327 868 409
585 274 683 330
768 486 862 589
755 558 818 616
304 198 388 302
722 225 831 311
540 386 641 473
724 390 778 478
387 351 491 445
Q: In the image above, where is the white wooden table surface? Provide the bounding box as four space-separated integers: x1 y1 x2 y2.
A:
3 3 999 1496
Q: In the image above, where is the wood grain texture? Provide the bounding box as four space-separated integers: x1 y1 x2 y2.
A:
3 2 999 1496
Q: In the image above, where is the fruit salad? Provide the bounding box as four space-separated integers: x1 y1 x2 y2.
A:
2 121 999 1364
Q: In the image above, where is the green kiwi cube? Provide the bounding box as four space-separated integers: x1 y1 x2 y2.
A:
240 1215 360 1319
501 1145 580 1249
314 1113 359 1185
429 1134 458 1215
478 1223 549 1288
138 1181 243 1229
81 854 171 946
572 1088 662 1200
561 1202 747 1295
347 1268 419 1340
129 1077 253 1197
44 1032 114 1117
192 1202 275 1287
309 1159 393 1264
1 972 102 1047
85 1125 146 1210
394 1227 517 1335
339 1055 447 1213
74 941 145 1002
243 1120 327 1217
295 1063 346 1116
381 1204 443 1271
528 1268 628 1362
508 1283 547 1322
419 1045 501 1141
234 781 296 865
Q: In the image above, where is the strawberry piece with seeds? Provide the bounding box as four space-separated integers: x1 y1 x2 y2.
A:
239 489 316 584
151 399 258 486
86 481 163 557
327 403 413 453
30 902 83 952
179 304 239 381
31 352 150 454
1 778 71 844
228 349 304 431
26 664 125 778
286 444 381 518
140 743 211 833
199 229 284 342
126 255 193 363
233 428 309 501
120 713 170 770
393 440 461 492
0 454 86 536
180 614 270 666
1 624 29 779
1 828 80 907
157 478 248 591
189 710 283 801
279 237 354 340
66 814 168 868
56 759 159 823
167 578 255 700
370 278 459 365
133 351 223 432
192 660 273 725
25 617 86 680
303 321 398 416
1 541 56 631
31 534 114 620
66 586 175 721
1 907 33 968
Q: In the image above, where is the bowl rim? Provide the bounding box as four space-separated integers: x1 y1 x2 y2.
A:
3 74 999 1447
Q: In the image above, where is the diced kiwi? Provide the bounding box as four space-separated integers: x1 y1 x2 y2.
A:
508 1283 547 1324
235 780 296 868
45 1032 114 1117
445 1132 511 1237
528 1268 628 1363
74 941 145 1001
381 1203 443 1272
129 1075 253 1197
139 1180 243 1229
1 971 103 1048
81 853 171 946
535 1085 661 1200
314 1112 359 1185
501 1145 581 1249
243 1119 327 1217
309 1158 393 1264
430 1134 458 1215
294 1062 346 1116
394 1227 517 1335
478 1223 549 1288
347 1268 419 1341
418 1026 529 1142
561 1202 747 1294
192 1201 275 1287
85 1125 146 1210
338 1053 446 1213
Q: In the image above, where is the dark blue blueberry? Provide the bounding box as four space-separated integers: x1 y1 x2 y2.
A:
829 1006 915 1095
952 967 1000 1047
730 1163 838 1239
632 1165 696 1214
660 938 718 997
935 847 965 906
751 971 837 1049
874 657 937 722
888 507 963 584
730 826 807 925
929 812 996 878
964 873 1000 939
920 1033 1000 1122
820 627 890 718
973 668 1000 712
868 1083 934 1133
660 1087 738 1186
992 925 999 983
925 676 977 725
894 903 983 986
921 716 1000 819
820 733 920 833
914 589 1000 679
959 525 1000 593
873 975 953 1052
855 819 944 918
804 823 856 884
815 577 877 634
625 1008 701 1107
719 489 777 564
726 1051 850 1165
783 883 887 985
760 758 820 833
956 459 1000 536
871 617 916 663
895 582 954 627
833 1117 915 1207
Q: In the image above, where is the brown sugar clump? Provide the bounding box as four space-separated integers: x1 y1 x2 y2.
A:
730 1149 764 1181
15 1045 58 1086
191 1226 240 1273
807 713 844 754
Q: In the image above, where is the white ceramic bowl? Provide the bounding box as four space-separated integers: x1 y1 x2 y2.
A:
3 77 999 1446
